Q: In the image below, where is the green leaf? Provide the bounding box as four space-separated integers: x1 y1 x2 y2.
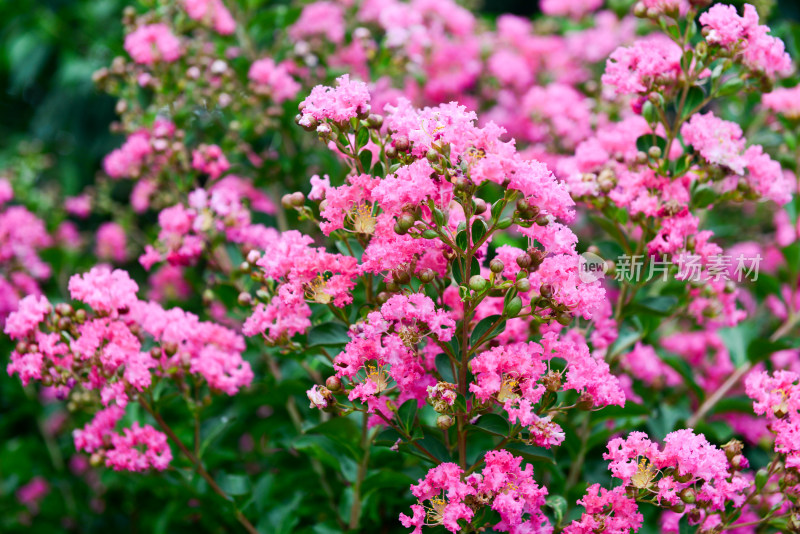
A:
718 77 744 97
418 435 452 463
436 353 455 383
718 324 758 367
375 428 402 446
682 86 706 118
691 187 717 209
470 314 504 345
545 495 567 525
471 219 487 245
199 414 236 459
635 134 667 154
308 322 350 347
398 400 418 432
456 230 468 251
219 473 251 497
629 296 677 316
503 444 555 464
356 127 369 150
472 413 509 436
358 149 372 173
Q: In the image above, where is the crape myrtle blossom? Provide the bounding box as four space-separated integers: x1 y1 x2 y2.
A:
247 58 301 103
563 484 642 534
331 293 455 410
6 267 252 471
745 371 800 468
182 0 236 35
681 112 792 205
603 430 750 513
123 23 183 65
241 230 359 343
399 451 550 533
469 334 624 448
763 86 800 118
699 3 792 78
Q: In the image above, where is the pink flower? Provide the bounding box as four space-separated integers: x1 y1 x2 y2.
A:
564 484 642 534
620 342 682 388
0 178 12 205
540 0 601 20
192 144 230 180
124 24 183 65
763 86 800 118
183 0 235 35
65 194 92 217
68 267 139 314
4 295 51 339
96 222 128 262
299 74 371 125
699 4 792 78
288 2 345 44
248 58 300 103
602 36 682 95
682 112 747 174
105 422 172 472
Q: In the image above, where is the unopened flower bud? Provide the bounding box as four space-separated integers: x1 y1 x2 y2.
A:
237 292 253 307
648 146 662 159
426 148 439 162
393 135 410 152
633 1 647 17
535 215 549 226
489 259 505 274
543 371 562 392
473 198 487 215
55 303 73 316
436 414 454 430
385 145 398 159
577 392 594 410
540 284 554 298
290 192 305 207
469 275 488 292
556 312 572 326
722 439 744 461
394 269 411 285
366 114 383 129
325 376 342 392
516 254 532 269
74 309 87 324
680 488 696 504
398 212 416 231
419 269 436 283
516 278 531 292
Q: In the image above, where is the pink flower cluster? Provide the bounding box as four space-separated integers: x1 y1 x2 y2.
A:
602 36 682 96
5 266 252 471
140 183 277 269
248 58 300 104
563 484 642 534
400 450 549 533
763 86 800 118
103 119 175 180
182 0 235 35
745 370 800 468
124 23 183 65
299 74 371 126
331 293 455 413
469 333 624 447
699 3 792 78
242 230 359 342
682 112 792 205
604 430 749 512
191 144 230 180
0 204 52 321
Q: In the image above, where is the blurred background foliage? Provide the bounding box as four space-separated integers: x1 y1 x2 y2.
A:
3 0 800 532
